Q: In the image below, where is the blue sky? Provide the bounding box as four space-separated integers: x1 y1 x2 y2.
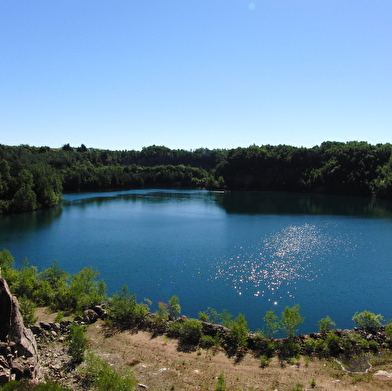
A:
1 0 391 151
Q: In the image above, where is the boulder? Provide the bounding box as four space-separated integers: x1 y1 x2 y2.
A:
0 278 41 383
83 309 99 324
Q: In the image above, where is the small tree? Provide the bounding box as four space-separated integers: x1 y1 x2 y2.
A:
69 324 86 363
352 310 384 329
19 296 37 326
227 313 249 349
263 310 280 337
318 316 336 334
167 295 181 319
280 305 304 338
107 285 150 329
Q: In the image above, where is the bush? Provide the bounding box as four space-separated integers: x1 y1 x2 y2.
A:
199 333 221 349
69 324 86 363
303 337 317 355
215 373 226 391
79 351 136 391
19 296 37 326
259 354 270 368
167 295 181 319
281 305 304 338
318 316 336 334
278 338 301 360
321 332 341 357
263 310 280 337
252 333 275 358
227 313 249 349
1 381 70 390
352 310 384 329
106 285 150 328
170 318 203 345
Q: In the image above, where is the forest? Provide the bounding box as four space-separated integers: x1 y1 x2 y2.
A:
1 141 392 214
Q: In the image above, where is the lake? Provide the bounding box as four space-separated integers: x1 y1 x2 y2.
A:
1 189 392 334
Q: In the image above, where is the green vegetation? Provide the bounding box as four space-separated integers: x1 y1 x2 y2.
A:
2 141 392 214
2 248 392 382
352 310 384 329
68 324 87 363
0 249 106 319
281 305 305 338
0 381 70 390
78 351 136 391
318 316 336 334
169 318 203 345
214 373 227 391
106 285 151 329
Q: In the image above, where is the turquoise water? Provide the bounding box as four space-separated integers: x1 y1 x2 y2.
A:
1 189 392 333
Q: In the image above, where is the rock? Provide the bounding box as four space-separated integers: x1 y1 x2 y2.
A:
73 316 84 323
49 323 61 333
374 370 392 378
39 322 52 331
0 278 41 383
83 309 99 324
92 305 107 319
0 366 11 385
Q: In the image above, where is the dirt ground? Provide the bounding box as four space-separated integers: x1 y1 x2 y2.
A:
36 308 392 391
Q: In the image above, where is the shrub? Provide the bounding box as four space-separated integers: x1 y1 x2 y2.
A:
278 338 301 360
199 333 221 349
227 313 249 349
69 324 86 363
303 337 317 355
252 332 275 358
281 305 304 338
106 285 150 328
19 295 37 326
386 323 392 339
263 310 280 337
1 381 70 390
322 332 341 357
175 319 203 345
352 310 384 329
79 351 136 391
167 295 181 319
68 267 106 312
259 354 270 368
318 316 336 334
215 373 227 391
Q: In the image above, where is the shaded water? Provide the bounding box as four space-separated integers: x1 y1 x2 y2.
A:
1 189 392 333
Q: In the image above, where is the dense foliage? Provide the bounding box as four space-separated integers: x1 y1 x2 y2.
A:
1 141 392 213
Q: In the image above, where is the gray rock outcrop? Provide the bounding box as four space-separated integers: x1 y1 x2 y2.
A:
0 278 41 384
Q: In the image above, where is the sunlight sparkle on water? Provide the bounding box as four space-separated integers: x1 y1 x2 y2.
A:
213 223 335 300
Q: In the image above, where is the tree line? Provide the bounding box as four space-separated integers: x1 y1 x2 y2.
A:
1 141 392 214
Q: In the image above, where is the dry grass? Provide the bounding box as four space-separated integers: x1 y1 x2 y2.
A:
36 309 392 390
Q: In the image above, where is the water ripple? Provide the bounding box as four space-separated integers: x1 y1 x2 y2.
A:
211 223 337 301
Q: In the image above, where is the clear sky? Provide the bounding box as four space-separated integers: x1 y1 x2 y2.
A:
1 1 391 151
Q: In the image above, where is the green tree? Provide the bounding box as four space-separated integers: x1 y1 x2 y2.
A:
19 296 37 326
352 310 384 329
69 324 86 363
167 295 181 319
263 310 280 337
0 249 14 271
227 313 249 349
318 316 336 334
68 267 106 311
280 305 304 338
106 285 150 328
